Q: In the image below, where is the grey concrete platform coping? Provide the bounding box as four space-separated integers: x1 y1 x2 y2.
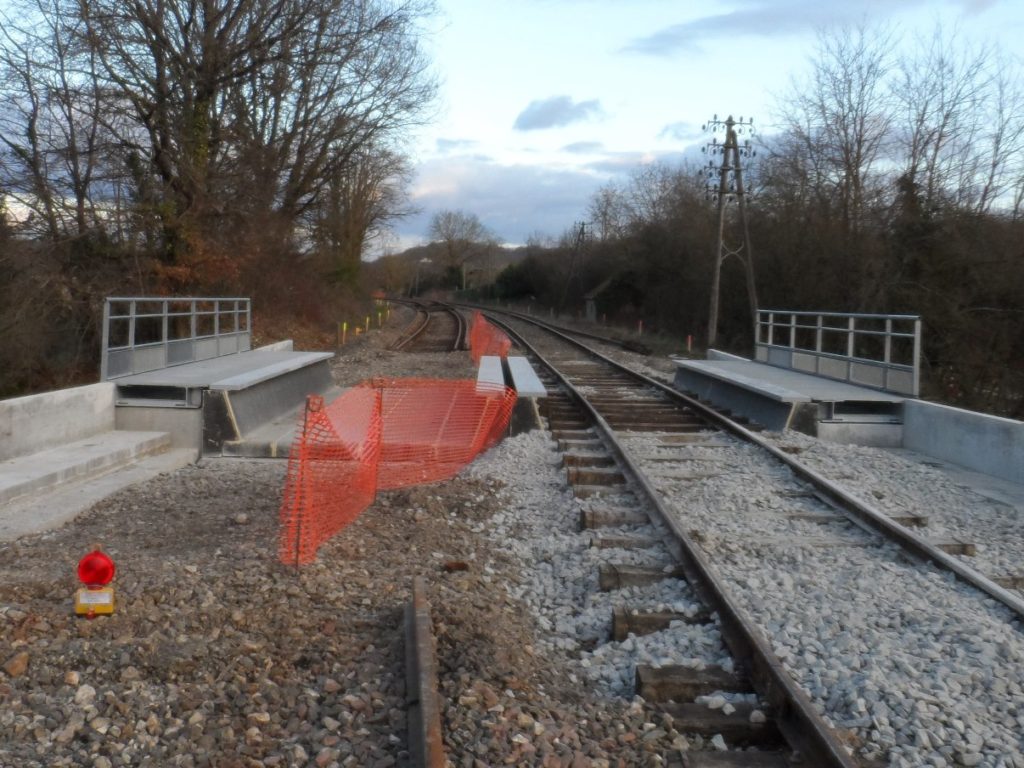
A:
0 430 171 505
672 358 904 404
507 356 547 398
114 350 334 391
476 356 505 390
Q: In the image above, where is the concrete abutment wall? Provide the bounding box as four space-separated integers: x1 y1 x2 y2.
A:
0 383 116 460
902 400 1023 485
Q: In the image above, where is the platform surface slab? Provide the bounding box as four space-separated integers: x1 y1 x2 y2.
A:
507 356 547 398
114 350 334 390
674 358 905 403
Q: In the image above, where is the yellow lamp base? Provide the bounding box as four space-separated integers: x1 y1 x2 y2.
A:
74 587 115 616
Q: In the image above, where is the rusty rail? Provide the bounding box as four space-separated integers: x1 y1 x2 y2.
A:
405 577 445 768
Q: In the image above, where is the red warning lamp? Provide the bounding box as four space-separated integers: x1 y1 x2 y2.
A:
74 549 116 617
77 550 116 586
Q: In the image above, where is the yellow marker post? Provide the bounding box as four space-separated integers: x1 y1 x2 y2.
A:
365 316 370 332
377 311 382 328
342 321 348 345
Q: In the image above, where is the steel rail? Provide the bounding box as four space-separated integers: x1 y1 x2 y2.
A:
390 306 431 351
486 307 1024 624
459 301 649 354
391 298 466 353
483 311 859 768
448 306 468 352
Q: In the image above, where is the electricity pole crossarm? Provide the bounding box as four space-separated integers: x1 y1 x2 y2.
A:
702 114 759 350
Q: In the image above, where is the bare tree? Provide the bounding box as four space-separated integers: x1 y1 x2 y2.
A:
0 0 110 243
893 27 991 212
310 146 413 285
70 0 436 280
428 209 495 290
778 23 894 234
973 51 1024 215
587 184 628 241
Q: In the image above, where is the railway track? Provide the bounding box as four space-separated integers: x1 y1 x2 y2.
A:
470 307 1024 766
389 299 466 352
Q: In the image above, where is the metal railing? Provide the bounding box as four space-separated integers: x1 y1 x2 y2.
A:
755 310 921 397
101 297 252 380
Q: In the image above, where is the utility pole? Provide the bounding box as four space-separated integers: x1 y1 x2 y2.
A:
557 221 588 314
703 114 759 350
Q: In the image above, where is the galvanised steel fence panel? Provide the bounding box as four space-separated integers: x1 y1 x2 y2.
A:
755 310 921 397
101 297 251 380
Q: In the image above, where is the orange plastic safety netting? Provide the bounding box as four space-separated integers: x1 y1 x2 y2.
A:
279 379 516 565
279 389 382 566
370 378 516 490
468 311 512 364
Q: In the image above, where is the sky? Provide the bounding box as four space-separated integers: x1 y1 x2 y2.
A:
390 0 1024 251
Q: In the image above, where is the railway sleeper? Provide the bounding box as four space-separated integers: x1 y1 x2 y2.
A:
562 452 615 468
657 702 782 748
579 506 648 529
889 514 928 527
641 454 728 463
930 538 977 556
546 406 590 419
611 606 712 641
609 421 707 433
656 435 730 446
604 414 705 427
993 575 1024 589
599 562 686 590
540 403 581 415
546 403 587 417
588 402 687 413
549 418 593 432
567 466 626 486
636 664 749 702
552 429 597 442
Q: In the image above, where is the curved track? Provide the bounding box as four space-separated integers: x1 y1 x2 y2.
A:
390 299 467 353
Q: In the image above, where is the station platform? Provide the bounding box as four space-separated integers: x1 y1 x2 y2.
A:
114 347 335 456
672 353 905 445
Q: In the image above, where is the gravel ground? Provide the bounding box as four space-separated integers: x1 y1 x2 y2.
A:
0 307 727 767
7 304 1023 767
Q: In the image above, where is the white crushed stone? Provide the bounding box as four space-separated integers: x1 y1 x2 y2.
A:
467 430 731 698
622 429 1024 766
762 430 1024 579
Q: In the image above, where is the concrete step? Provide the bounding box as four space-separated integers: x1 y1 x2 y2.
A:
0 430 172 505
0 448 196 541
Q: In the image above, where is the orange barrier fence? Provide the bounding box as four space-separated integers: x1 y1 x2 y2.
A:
468 311 512 363
373 378 516 490
279 379 516 565
279 389 382 566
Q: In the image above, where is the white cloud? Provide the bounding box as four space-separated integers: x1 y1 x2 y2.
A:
399 155 608 244
513 96 604 131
